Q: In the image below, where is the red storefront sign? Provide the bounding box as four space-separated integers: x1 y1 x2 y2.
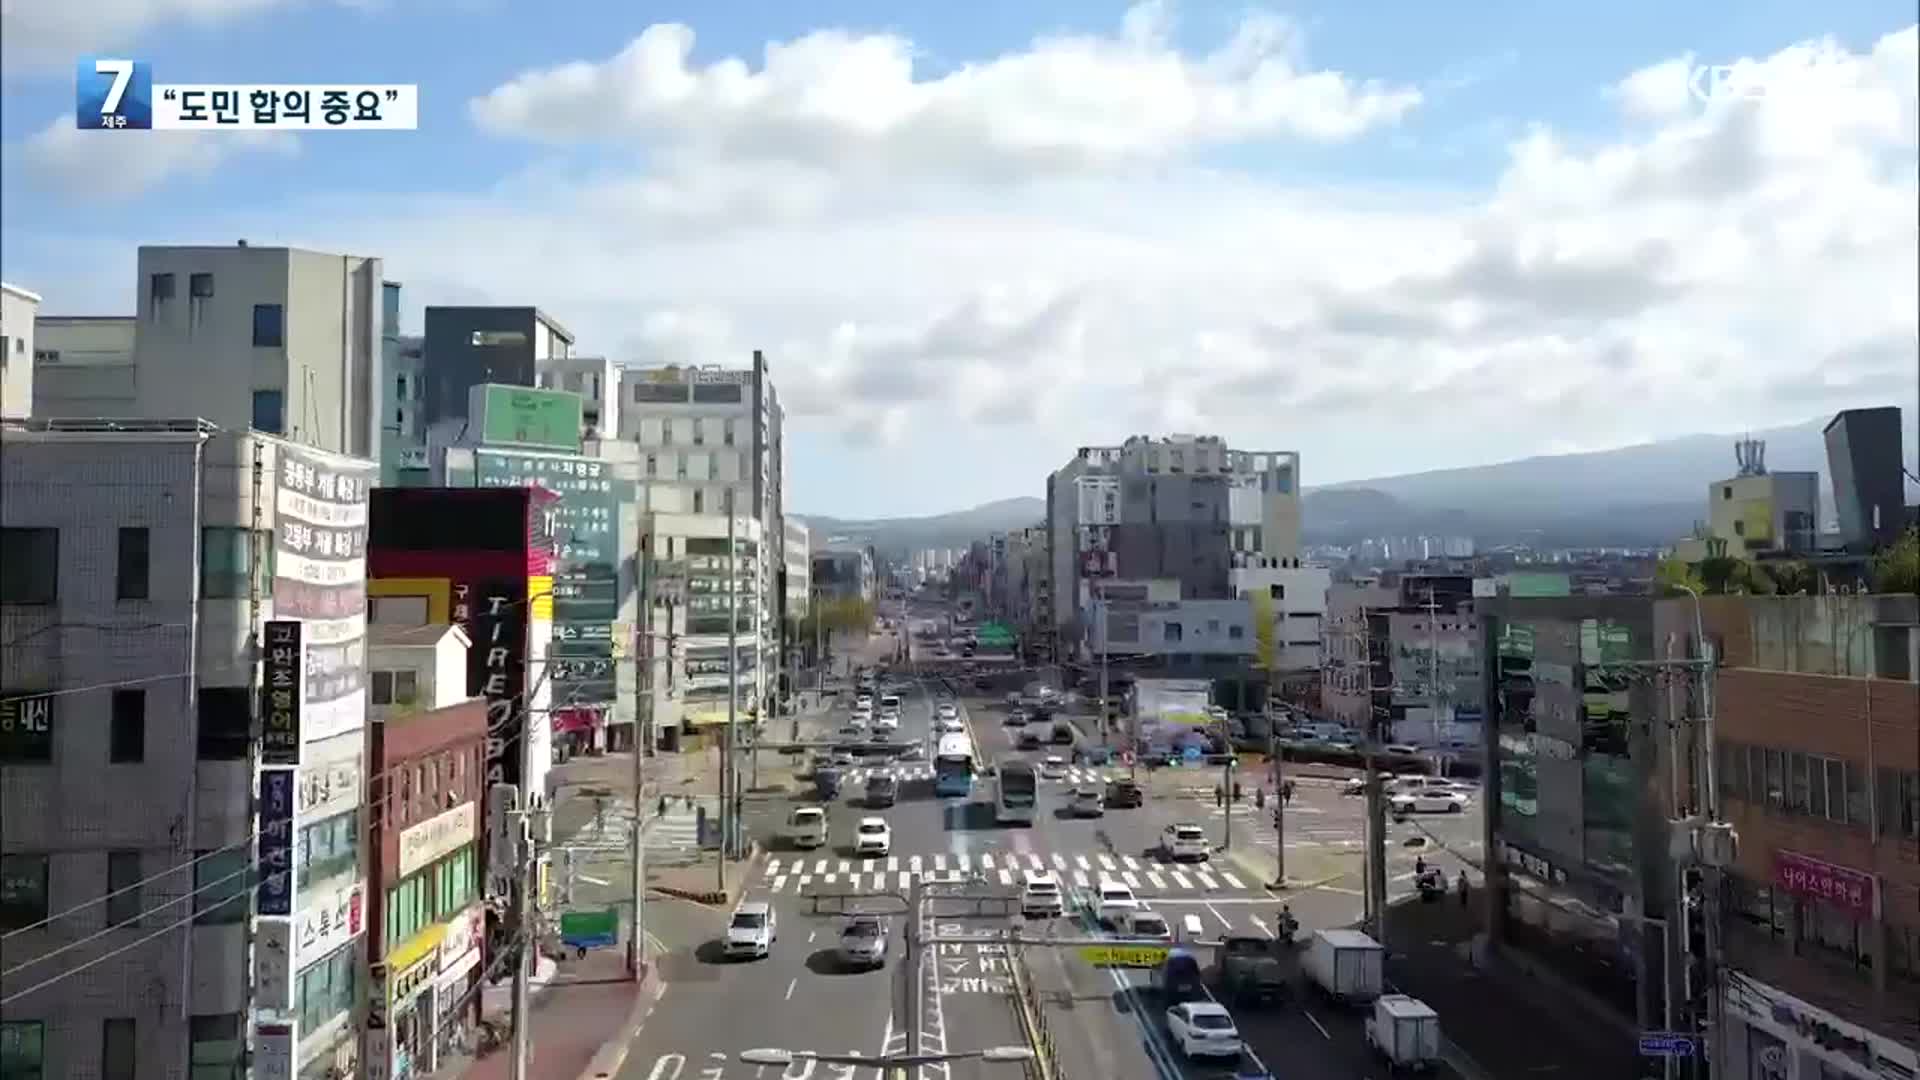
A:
1772 851 1876 918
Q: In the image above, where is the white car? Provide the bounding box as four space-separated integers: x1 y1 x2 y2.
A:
1112 908 1172 941
1094 879 1141 926
1039 755 1068 779
1161 823 1210 862
1069 786 1105 817
1020 872 1065 918
874 713 900 732
1392 789 1470 815
854 817 892 856
724 902 777 960
1166 1001 1242 1059
935 702 959 721
936 718 965 735
783 807 828 849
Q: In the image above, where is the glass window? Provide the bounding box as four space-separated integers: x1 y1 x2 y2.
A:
251 389 285 434
110 689 145 763
252 303 284 347
106 851 142 926
149 273 176 307
116 527 150 600
1764 749 1785 809
0 527 59 604
193 849 249 925
0 1021 44 1080
1844 762 1871 828
0 855 50 931
1822 758 1847 823
189 273 214 298
199 527 252 598
196 687 251 761
370 670 418 706
297 810 359 889
188 1013 243 1080
1789 753 1811 814
295 944 357 1034
101 1018 136 1080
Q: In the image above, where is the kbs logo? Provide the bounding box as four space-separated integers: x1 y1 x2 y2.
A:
1688 63 1771 104
77 57 153 129
76 56 419 131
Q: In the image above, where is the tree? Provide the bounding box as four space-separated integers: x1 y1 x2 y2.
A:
1250 589 1276 671
1873 527 1919 594
1653 556 1707 597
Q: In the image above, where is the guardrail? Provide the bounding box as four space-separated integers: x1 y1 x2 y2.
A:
1005 947 1065 1080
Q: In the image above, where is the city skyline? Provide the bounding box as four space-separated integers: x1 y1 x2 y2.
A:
1 2 1914 517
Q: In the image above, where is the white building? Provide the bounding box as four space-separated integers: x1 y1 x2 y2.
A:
30 315 137 418
0 418 376 1080
1 282 42 419
538 354 623 440
642 510 768 738
619 356 786 715
366 624 474 719
785 518 811 618
1230 564 1331 672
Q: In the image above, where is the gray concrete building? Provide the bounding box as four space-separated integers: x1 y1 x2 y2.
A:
1 282 41 419
1046 435 1303 649
1 418 377 1080
28 315 136 418
1824 406 1907 552
418 305 572 431
812 547 875 605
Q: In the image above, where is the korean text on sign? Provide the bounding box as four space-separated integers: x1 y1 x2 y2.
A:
154 85 419 129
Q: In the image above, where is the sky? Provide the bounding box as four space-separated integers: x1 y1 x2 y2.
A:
2 1 1915 519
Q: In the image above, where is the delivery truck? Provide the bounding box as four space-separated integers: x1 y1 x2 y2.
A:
1365 994 1442 1071
1303 928 1384 1004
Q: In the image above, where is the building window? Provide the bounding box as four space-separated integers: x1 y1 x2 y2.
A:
693 490 705 514
116 527 150 600
187 1014 243 1080
1880 768 1920 841
371 669 419 707
295 943 358 1035
384 844 477 949
707 454 720 481
189 272 214 298
296 810 360 888
676 454 688 480
0 1021 44 1080
101 1018 136 1080
195 686 251 761
193 849 250 924
199 527 265 598
1228 624 1245 640
0 854 50 930
0 527 59 605
662 418 674 445
106 851 142 926
110 689 145 763
692 420 705 446
251 389 285 434
723 419 736 446
645 454 657 478
1163 621 1183 643
251 303 284 347
148 273 175 317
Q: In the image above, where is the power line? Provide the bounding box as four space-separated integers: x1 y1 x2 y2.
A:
1 864 285 1004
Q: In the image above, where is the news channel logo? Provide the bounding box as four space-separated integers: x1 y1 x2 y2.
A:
77 57 153 129
1688 63 1771 104
76 57 418 131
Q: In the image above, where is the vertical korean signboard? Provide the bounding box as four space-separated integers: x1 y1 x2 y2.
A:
261 621 303 765
474 450 622 707
257 766 297 916
272 447 376 746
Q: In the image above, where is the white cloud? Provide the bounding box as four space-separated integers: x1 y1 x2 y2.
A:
469 1 1422 176
0 0 365 76
19 113 298 199
7 16 1917 507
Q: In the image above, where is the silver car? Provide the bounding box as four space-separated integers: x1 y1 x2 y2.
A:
839 915 889 968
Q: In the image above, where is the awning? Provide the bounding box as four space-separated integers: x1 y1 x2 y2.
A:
682 706 759 728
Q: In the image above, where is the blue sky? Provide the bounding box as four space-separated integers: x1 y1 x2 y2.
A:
3 1 1915 517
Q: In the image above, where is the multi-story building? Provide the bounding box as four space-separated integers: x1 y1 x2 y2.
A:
538 354 622 439
30 315 138 418
1673 438 1821 561
1047 435 1302 652
618 356 787 719
363 625 488 1080
1824 407 1907 553
418 306 573 433
784 518 812 618
1 282 41 418
1699 593 1919 1077
812 547 875 605
0 419 376 1080
1321 578 1398 729
642 510 768 743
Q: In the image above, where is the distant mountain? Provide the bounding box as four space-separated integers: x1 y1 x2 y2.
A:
796 496 1046 555
1306 413 1918 547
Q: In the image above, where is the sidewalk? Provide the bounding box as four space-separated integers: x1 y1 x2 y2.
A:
447 948 652 1080
1383 896 1642 1080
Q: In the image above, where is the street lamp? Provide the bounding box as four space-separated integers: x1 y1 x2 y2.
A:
739 1047 1035 1068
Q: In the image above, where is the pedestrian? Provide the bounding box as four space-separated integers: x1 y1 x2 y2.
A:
656 794 667 818
1415 855 1426 877
1214 783 1224 808
1457 870 1470 907
1282 780 1294 805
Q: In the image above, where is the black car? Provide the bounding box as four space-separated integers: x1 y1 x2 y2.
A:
866 774 898 808
1018 731 1043 750
1105 779 1144 808
1050 722 1075 746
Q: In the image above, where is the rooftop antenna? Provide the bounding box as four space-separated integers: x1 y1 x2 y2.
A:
1734 435 1767 477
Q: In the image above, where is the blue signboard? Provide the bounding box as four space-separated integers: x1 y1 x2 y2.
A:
256 767 297 916
1638 1033 1696 1057
1182 744 1203 765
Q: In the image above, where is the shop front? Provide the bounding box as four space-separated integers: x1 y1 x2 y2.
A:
432 906 486 1063
1722 970 1918 1080
376 923 446 1080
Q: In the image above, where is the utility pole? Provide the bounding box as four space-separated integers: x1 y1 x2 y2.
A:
508 815 534 1080
724 487 741 864
629 525 651 978
1424 588 1444 777
1359 610 1389 943
1097 592 1110 751
904 874 924 1062
1268 698 1285 887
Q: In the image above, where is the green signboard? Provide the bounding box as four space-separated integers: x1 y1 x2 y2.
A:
475 384 584 453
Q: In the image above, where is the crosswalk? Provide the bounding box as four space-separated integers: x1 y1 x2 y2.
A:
832 765 1117 787
760 850 1254 897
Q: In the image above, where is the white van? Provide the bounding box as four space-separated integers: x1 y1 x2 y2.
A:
782 807 828 850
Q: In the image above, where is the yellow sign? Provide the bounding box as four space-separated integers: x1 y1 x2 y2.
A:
529 576 555 622
1077 944 1170 968
386 922 449 1006
368 577 452 624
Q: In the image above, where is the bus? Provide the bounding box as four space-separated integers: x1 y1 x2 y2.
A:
994 760 1038 826
934 732 976 797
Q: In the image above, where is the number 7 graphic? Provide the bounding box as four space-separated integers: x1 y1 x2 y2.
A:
95 59 134 113
75 56 152 129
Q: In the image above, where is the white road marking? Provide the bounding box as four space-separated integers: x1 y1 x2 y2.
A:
1205 902 1233 930
771 875 788 893
1305 1009 1332 1040
786 977 797 1000
1171 870 1192 890
1075 854 1092 871
839 861 851 875
888 856 900 872
1073 870 1090 889
980 854 994 868
934 854 947 871
1121 871 1140 890
1147 871 1166 890
1195 868 1219 890
1121 855 1142 871
1097 854 1117 871
799 875 813 889
814 859 828 874
1220 870 1246 889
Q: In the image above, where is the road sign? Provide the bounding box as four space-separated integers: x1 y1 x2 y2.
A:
560 908 620 951
1182 744 1203 765
1077 944 1170 968
1638 1033 1697 1057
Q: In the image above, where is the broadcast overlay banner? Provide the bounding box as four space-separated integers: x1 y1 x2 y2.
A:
78 58 417 130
